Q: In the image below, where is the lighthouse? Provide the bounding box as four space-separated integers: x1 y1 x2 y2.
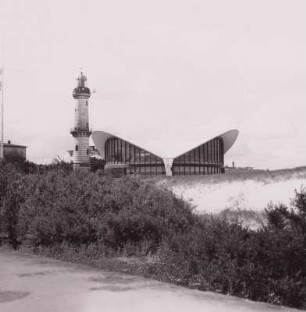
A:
70 72 91 170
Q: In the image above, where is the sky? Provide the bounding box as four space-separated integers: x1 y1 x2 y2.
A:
0 0 305 169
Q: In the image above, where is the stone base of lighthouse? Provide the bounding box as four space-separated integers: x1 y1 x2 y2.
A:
72 132 91 171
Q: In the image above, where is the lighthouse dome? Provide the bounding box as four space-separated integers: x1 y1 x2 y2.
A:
72 72 91 98
72 86 91 98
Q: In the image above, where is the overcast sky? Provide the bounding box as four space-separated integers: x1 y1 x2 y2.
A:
0 0 305 169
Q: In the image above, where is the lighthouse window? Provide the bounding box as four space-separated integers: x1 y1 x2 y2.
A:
75 145 78 151
87 149 89 155
86 101 88 106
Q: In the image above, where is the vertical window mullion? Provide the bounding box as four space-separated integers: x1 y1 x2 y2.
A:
124 140 126 163
107 141 108 162
112 139 114 163
222 139 224 166
110 139 112 163
112 138 113 163
120 139 122 163
107 140 109 162
113 139 115 163
217 138 220 165
213 139 215 164
198 146 200 175
213 139 216 164
105 141 107 162
208 141 211 174
138 148 140 172
115 138 118 164
192 150 194 175
149 153 151 175
194 149 196 175
105 140 107 162
110 138 112 163
109 139 111 163
215 139 218 170
202 144 205 174
114 138 116 164
209 141 212 164
126 142 129 164
155 156 157 175
117 139 119 163
213 140 215 165
215 139 217 165
134 145 136 171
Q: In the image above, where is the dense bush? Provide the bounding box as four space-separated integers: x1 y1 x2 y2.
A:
0 161 305 309
0 165 194 255
0 162 24 247
3 153 37 174
155 188 306 308
90 157 105 172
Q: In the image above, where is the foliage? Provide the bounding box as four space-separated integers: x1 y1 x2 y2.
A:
3 153 37 174
0 167 194 253
0 162 305 309
90 157 105 172
41 160 73 173
0 162 24 247
155 188 306 308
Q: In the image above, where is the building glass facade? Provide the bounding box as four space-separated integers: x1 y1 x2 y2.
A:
105 137 165 175
171 137 224 175
104 136 224 176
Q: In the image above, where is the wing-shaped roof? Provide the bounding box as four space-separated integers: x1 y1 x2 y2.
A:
92 128 239 159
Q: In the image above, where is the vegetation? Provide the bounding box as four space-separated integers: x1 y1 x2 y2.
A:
3 153 104 173
89 157 105 172
0 159 305 309
3 153 37 174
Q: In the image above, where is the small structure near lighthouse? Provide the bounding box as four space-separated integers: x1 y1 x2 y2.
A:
70 72 91 170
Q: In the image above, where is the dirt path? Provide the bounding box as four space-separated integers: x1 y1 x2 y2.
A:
0 250 299 312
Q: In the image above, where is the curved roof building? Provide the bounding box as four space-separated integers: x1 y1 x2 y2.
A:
92 129 239 176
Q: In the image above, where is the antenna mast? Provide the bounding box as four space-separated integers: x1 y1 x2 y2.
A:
0 43 24 160
0 43 4 160
0 69 3 160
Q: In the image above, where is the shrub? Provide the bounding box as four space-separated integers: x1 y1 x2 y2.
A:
1 168 194 254
156 188 306 308
90 157 105 172
0 162 25 248
0 162 304 309
3 153 37 174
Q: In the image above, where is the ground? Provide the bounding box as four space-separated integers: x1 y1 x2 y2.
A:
0 249 300 312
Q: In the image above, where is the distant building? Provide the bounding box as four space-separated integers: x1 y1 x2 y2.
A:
224 165 254 171
92 129 239 176
88 146 102 158
3 141 27 160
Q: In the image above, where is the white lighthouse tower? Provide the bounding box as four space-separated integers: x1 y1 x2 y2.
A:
70 72 91 170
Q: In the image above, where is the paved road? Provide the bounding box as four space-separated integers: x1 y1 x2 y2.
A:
0 250 298 312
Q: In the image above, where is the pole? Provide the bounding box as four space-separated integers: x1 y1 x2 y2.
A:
0 38 3 160
0 67 3 160
0 40 23 160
